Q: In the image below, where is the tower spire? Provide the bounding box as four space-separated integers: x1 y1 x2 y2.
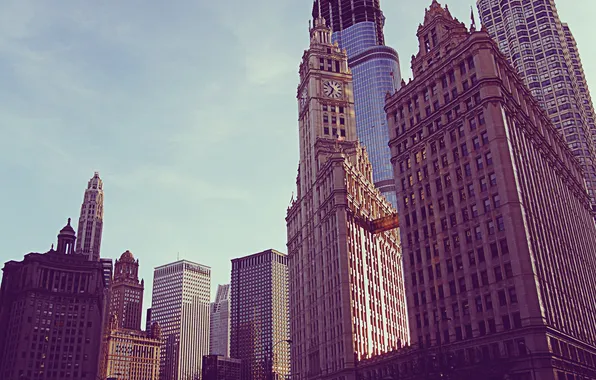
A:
470 6 476 31
76 172 104 261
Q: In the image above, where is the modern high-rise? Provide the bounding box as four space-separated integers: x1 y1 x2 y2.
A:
384 2 596 379
286 16 409 380
210 284 231 357
313 0 402 206
151 260 211 380
0 219 107 380
477 0 596 207
202 355 242 380
109 250 144 330
230 250 290 380
76 172 105 261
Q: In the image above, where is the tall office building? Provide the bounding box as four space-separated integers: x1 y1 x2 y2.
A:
477 0 596 207
151 260 211 380
0 219 107 380
286 17 409 380
210 284 231 357
382 2 596 378
109 250 144 330
230 250 290 380
313 0 401 206
76 172 105 261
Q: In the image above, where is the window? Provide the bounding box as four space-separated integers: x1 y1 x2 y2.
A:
480 177 488 192
504 262 513 278
473 137 480 150
482 131 489 145
476 157 484 170
495 266 503 282
497 216 505 231
486 152 493 166
489 173 497 186
493 194 501 208
468 250 476 266
484 198 491 213
487 220 495 235
485 294 493 310
498 290 507 306
500 239 509 254
490 242 499 258
509 287 518 304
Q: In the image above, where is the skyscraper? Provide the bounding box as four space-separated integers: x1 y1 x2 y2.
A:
230 250 290 380
210 284 231 357
151 260 211 380
286 16 409 380
109 250 144 330
477 0 596 207
0 219 107 380
384 2 596 378
76 172 104 261
313 0 402 206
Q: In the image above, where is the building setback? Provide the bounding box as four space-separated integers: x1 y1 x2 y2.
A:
0 219 107 380
313 0 402 207
151 260 211 380
286 16 409 380
102 315 162 380
210 284 231 357
382 1 596 379
477 0 596 207
230 250 290 380
109 250 144 330
76 172 105 261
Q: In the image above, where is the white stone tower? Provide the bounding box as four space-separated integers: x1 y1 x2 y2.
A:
76 172 104 261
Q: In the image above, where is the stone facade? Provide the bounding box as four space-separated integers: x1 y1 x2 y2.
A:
286 15 409 380
76 172 104 261
109 250 144 330
0 219 107 380
102 316 162 380
379 2 596 379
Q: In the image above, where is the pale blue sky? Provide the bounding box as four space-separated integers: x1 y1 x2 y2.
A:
1 0 594 312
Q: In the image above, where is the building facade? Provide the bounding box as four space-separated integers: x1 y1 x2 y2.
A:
109 250 144 330
76 172 105 261
202 355 242 380
385 2 596 379
151 260 211 380
313 0 401 206
102 315 162 380
230 250 290 380
210 284 231 357
0 219 107 380
477 0 596 207
286 17 409 380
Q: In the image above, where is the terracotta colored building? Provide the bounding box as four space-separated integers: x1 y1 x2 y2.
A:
373 1 596 379
102 315 162 380
109 250 144 330
286 15 409 380
0 219 107 380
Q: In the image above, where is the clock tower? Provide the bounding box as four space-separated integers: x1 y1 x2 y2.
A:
287 13 409 380
297 15 357 194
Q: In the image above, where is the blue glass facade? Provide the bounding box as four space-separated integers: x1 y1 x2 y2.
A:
332 22 401 207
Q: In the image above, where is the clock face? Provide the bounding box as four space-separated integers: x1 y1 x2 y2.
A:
323 81 343 98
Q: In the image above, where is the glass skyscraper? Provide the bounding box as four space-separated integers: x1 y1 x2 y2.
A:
314 1 401 207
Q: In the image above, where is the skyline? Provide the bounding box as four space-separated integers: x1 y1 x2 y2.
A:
1 0 595 312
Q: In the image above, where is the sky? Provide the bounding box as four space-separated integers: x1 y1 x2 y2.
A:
1 0 595 320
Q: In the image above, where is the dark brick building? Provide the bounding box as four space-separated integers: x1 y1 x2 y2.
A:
0 219 107 379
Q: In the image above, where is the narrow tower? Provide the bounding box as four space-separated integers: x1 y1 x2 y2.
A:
313 0 402 206
109 250 144 330
287 15 409 380
76 172 104 261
